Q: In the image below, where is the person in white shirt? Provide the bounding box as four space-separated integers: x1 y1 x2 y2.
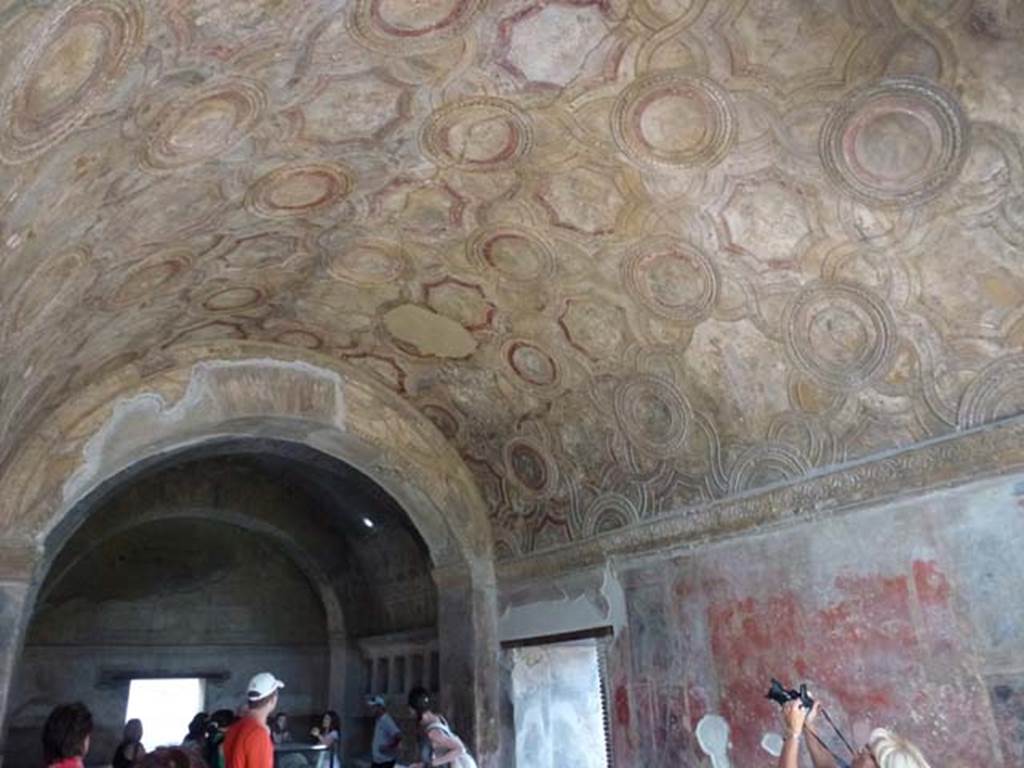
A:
310 710 342 768
367 696 402 768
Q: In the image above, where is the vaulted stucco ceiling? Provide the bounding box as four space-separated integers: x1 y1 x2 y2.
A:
1 1 1023 560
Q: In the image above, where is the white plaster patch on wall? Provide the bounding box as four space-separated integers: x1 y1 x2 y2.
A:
62 358 348 508
696 714 732 768
599 563 627 634
498 564 626 642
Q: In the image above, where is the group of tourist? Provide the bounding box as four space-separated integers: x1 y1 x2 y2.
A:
38 669 934 768
38 671 476 768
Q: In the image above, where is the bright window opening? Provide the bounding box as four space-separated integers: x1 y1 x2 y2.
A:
125 678 205 751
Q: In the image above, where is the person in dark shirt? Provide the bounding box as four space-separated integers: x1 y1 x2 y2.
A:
112 718 146 768
183 712 208 749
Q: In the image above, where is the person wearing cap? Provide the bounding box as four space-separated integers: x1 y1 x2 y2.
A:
367 696 402 768
223 672 284 768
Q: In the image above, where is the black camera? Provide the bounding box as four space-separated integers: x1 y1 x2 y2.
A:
766 678 814 709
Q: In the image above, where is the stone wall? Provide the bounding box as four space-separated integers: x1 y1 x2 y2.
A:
499 472 1024 767
605 474 1024 767
4 519 330 767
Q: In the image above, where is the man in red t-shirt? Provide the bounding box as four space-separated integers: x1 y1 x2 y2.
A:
223 673 284 768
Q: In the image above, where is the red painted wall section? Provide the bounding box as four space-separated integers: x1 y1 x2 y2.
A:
607 475 1024 767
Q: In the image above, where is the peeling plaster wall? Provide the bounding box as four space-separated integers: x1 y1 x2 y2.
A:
600 474 1024 768
498 565 626 644
500 473 1024 768
60 358 348 515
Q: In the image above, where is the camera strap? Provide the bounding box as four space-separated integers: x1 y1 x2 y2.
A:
807 728 851 768
820 708 857 756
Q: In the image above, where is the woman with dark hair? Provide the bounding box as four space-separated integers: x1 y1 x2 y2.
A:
270 711 292 745
406 687 477 768
42 702 93 768
310 710 342 768
204 709 235 768
182 712 208 749
112 718 147 767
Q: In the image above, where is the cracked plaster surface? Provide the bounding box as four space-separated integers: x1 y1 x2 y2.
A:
1 0 1024 560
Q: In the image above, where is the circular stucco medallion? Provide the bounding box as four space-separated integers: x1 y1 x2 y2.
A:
348 0 483 53
783 280 897 391
820 77 968 208
958 354 1024 429
324 239 406 286
246 163 354 219
468 225 554 283
421 97 534 172
623 236 718 323
613 374 691 459
504 339 560 389
200 285 265 313
106 248 192 310
141 78 268 171
0 0 143 163
612 71 736 168
503 437 558 497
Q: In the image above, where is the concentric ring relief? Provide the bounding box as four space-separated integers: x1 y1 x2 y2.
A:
503 339 560 390
958 354 1024 429
613 374 692 459
141 78 268 171
0 0 143 164
611 71 736 169
7 248 90 337
623 237 718 323
200 285 265 313
348 0 484 53
820 77 968 208
272 328 324 350
504 437 558 498
783 281 897 391
421 97 534 172
727 443 810 495
586 492 640 537
324 238 407 286
106 248 192 310
468 225 555 284
246 162 355 219
421 402 461 441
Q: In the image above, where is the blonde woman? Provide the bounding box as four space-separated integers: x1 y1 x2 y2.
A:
780 699 932 768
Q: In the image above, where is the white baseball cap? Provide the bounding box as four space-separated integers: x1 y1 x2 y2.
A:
367 695 386 707
246 672 285 701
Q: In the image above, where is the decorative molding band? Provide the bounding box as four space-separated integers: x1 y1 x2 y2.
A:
497 415 1024 583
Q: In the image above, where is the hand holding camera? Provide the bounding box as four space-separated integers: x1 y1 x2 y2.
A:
781 699 807 739
767 678 854 768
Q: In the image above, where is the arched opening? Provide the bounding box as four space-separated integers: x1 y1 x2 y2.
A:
4 440 443 766
0 349 501 765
